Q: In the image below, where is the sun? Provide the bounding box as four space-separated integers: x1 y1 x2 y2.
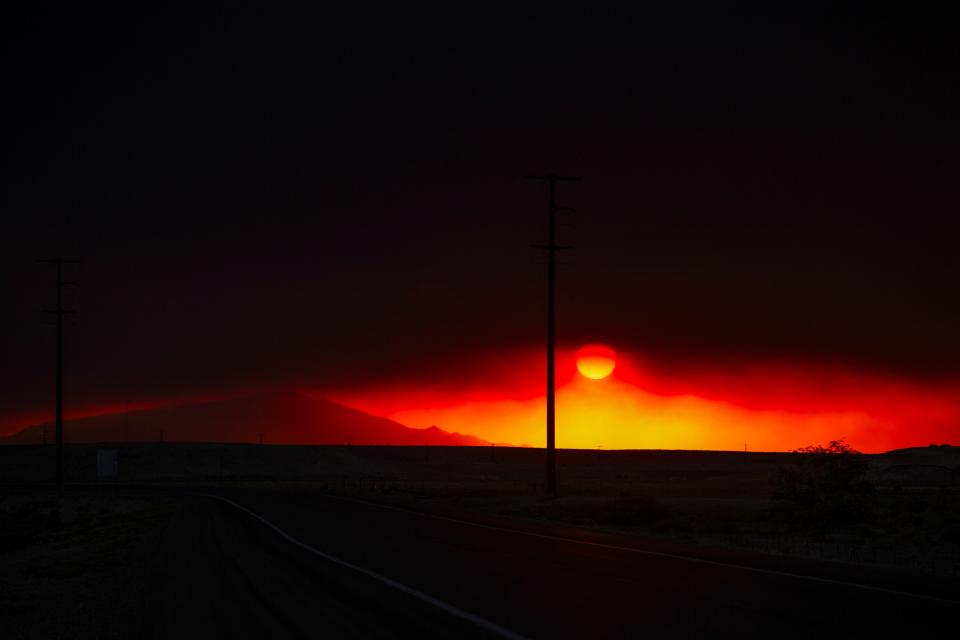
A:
576 343 616 380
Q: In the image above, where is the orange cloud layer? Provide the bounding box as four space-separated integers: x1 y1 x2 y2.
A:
326 347 960 452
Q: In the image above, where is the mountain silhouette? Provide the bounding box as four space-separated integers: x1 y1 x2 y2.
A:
1 391 489 446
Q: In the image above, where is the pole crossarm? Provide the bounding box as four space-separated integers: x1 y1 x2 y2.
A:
523 175 581 182
531 244 574 250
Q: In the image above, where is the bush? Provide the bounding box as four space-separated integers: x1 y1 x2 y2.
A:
774 439 876 538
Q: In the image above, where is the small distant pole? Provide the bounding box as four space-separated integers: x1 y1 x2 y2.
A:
526 174 579 495
39 258 80 489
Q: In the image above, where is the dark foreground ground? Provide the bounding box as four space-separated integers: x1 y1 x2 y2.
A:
3 443 958 572
2 484 959 639
2 444 959 638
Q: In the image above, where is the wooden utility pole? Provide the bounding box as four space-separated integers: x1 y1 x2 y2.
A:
39 258 79 488
525 174 579 494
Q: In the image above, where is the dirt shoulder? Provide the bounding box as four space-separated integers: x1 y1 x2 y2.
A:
0 487 176 640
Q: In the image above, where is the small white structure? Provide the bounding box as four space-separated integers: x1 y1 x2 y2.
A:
97 448 118 479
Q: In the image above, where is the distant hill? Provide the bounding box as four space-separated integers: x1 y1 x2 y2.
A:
877 444 960 467
0 391 489 446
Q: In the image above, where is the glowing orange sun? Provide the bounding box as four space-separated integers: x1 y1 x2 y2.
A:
576 343 616 379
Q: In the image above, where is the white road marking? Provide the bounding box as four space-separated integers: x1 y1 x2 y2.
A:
200 493 530 640
319 492 960 606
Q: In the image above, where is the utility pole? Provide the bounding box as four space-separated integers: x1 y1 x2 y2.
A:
39 258 80 489
525 174 579 495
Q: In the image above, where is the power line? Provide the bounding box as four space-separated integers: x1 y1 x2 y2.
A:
525 174 579 495
38 258 80 489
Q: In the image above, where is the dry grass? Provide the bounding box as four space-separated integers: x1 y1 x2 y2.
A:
0 489 175 639
2 443 958 577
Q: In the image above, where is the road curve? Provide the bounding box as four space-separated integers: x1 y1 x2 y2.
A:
129 488 960 639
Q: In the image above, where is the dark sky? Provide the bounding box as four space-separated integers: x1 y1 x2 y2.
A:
3 3 959 425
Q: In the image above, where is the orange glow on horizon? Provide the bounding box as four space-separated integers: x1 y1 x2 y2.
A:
381 376 877 451
576 343 616 380
326 347 960 453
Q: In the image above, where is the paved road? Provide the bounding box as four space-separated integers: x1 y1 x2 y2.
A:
130 488 960 639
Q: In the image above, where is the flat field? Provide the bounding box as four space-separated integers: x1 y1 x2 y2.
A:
2 443 958 577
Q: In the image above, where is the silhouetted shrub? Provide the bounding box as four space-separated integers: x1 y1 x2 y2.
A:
774 439 876 538
793 439 860 455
